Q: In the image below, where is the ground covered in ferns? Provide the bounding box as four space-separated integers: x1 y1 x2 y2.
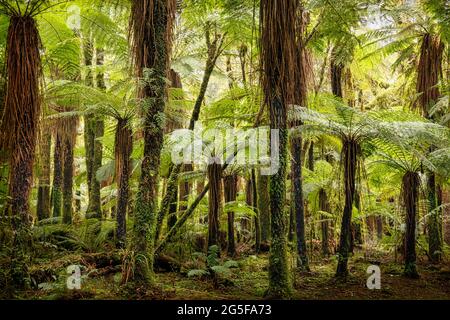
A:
14 248 450 300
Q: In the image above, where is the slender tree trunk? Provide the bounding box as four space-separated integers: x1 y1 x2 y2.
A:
252 169 261 253
37 128 51 221
207 163 223 251
291 134 309 270
224 174 237 256
257 173 270 244
243 177 253 242
167 172 179 230
427 171 442 262
335 140 358 278
52 133 63 218
319 189 330 256
155 24 225 234
83 39 95 211
62 133 75 225
403 171 420 278
115 118 133 248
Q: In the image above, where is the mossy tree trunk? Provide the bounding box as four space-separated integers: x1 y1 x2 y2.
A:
62 119 77 225
128 0 174 285
260 0 298 299
52 133 63 218
62 138 73 225
257 173 270 244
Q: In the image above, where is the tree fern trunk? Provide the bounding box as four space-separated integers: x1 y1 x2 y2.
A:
336 139 358 278
224 174 237 257
129 0 175 285
37 128 51 221
52 133 63 218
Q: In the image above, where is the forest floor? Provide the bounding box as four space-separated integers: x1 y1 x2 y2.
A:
13 247 450 300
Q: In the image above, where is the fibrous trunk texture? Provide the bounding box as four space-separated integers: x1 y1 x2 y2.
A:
207 163 223 251
224 174 237 256
128 0 175 285
37 127 51 221
1 16 42 230
115 118 133 248
402 171 420 278
260 0 298 298
336 139 358 278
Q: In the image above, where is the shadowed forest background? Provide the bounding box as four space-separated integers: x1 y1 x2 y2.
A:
0 0 450 300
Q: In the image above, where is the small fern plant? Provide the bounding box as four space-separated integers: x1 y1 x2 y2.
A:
187 245 239 280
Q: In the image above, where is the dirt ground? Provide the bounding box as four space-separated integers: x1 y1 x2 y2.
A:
16 249 450 300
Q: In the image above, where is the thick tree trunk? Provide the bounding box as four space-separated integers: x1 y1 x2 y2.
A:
37 129 51 221
1 16 42 233
336 140 358 278
129 0 174 285
224 174 237 256
268 98 291 297
260 0 297 298
207 163 223 251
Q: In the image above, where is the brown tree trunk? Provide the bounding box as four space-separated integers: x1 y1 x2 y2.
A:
403 171 420 278
224 174 237 256
207 163 223 251
37 128 51 221
115 118 133 248
336 139 358 277
52 133 63 218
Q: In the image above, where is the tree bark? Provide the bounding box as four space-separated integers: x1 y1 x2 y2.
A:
207 163 223 251
37 128 51 221
224 174 237 256
128 0 174 285
62 135 75 225
319 189 330 256
52 133 63 218
115 118 133 248
403 171 420 278
257 173 270 243
335 139 358 278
